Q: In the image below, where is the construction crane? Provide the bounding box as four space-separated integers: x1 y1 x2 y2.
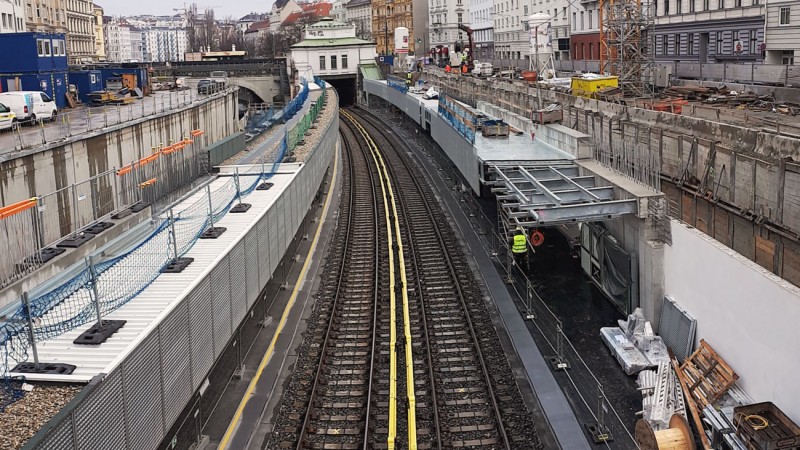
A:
457 24 474 71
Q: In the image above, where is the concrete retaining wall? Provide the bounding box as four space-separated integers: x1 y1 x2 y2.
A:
0 89 240 206
664 220 800 423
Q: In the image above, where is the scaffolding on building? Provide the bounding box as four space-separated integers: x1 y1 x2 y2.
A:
599 0 655 98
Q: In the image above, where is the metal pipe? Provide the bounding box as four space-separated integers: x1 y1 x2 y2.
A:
22 292 39 369
87 255 102 326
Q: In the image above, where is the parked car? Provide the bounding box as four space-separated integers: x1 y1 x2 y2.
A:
197 79 220 95
0 91 57 124
0 102 16 131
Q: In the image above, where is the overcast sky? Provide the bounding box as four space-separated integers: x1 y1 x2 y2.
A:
101 0 271 20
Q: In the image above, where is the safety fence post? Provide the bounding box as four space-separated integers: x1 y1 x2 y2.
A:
87 255 102 326
22 292 39 370
103 106 108 128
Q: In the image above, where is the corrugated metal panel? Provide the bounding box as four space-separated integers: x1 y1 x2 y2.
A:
269 206 279 278
659 296 697 362
74 371 126 449
245 231 260 309
258 212 271 288
230 242 247 327
35 413 76 450
123 332 164 450
211 256 232 357
276 194 287 259
188 278 214 389
159 302 192 427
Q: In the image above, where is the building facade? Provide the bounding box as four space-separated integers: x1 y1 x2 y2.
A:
428 0 468 55
492 0 528 69
653 0 764 63
469 0 492 62
372 0 415 54
143 27 188 62
290 17 376 78
1 0 26 33
270 0 302 32
569 0 600 61
129 26 143 61
345 0 371 40
104 17 132 62
24 0 67 32
65 0 94 63
92 3 104 60
764 0 797 64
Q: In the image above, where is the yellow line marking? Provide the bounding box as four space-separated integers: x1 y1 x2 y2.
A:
342 110 418 450
218 144 339 450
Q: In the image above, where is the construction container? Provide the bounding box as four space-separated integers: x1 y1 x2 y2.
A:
571 75 619 98
69 70 103 104
0 33 68 74
734 402 800 450
531 107 563 124
481 119 509 138
0 72 69 108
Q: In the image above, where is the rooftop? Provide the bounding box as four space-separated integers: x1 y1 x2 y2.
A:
291 36 373 47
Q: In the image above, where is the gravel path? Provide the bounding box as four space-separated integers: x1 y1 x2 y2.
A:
0 384 82 450
292 88 337 163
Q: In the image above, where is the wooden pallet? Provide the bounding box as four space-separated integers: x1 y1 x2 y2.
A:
680 339 738 409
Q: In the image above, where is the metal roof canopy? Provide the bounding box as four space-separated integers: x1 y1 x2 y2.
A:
488 163 638 226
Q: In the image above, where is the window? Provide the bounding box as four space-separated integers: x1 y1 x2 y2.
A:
715 31 723 53
690 0 695 12
319 55 326 69
40 93 52 103
674 33 680 55
589 42 594 58
457 12 462 23
580 11 584 29
662 35 668 54
664 0 670 13
563 6 566 18
588 10 592 28
753 0 758 5
688 33 695 55
677 0 682 14
734 0 741 6
524 5 528 14
749 29 757 53
717 0 723 9
703 0 709 9
781 50 794 65
780 6 790 25
331 55 337 69
572 12 576 29
342 54 348 68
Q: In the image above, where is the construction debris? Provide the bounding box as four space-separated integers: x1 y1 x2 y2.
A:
680 339 738 409
664 84 800 116
733 402 800 450
636 361 687 430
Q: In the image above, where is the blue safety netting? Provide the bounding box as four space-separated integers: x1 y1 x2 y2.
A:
438 94 476 143
387 74 409 93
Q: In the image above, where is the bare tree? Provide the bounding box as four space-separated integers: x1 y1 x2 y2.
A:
187 3 199 51
354 18 371 40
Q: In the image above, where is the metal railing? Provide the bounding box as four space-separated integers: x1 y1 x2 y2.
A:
2 86 236 154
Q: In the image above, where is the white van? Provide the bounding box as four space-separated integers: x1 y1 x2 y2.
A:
0 91 58 124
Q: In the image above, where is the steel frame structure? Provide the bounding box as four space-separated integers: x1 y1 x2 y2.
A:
599 0 655 97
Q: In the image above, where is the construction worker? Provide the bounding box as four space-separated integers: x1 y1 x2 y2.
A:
461 64 468 74
510 227 529 270
407 71 413 87
445 64 452 74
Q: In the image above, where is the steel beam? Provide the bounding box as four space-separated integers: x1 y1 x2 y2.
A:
517 166 563 206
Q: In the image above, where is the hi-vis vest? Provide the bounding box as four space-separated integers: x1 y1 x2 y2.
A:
512 234 527 253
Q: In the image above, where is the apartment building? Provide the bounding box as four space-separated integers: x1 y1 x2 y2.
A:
653 0 764 62
104 17 132 62
764 0 798 64
0 0 26 33
65 0 94 63
92 3 104 60
372 0 416 54
492 0 527 68
142 27 188 62
24 0 67 32
428 0 468 54
345 0 371 39
569 0 600 60
469 0 492 61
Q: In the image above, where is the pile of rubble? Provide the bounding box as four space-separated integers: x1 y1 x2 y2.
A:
664 84 800 115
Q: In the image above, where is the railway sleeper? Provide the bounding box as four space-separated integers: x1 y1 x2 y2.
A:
446 423 497 433
304 426 363 436
448 437 500 448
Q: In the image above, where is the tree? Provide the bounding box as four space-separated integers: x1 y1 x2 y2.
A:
354 18 371 41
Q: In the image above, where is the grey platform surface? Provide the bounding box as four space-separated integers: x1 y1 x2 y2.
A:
393 117 592 450
475 130 573 163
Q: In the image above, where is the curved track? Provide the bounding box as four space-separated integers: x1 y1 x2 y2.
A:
267 105 542 450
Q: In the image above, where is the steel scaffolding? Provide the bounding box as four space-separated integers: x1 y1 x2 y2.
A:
599 0 655 97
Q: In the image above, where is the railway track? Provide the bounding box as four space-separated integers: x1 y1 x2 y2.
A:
267 106 541 450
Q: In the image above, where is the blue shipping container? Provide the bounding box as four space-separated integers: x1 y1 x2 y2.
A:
69 70 103 104
98 67 148 90
0 33 68 73
0 72 70 108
